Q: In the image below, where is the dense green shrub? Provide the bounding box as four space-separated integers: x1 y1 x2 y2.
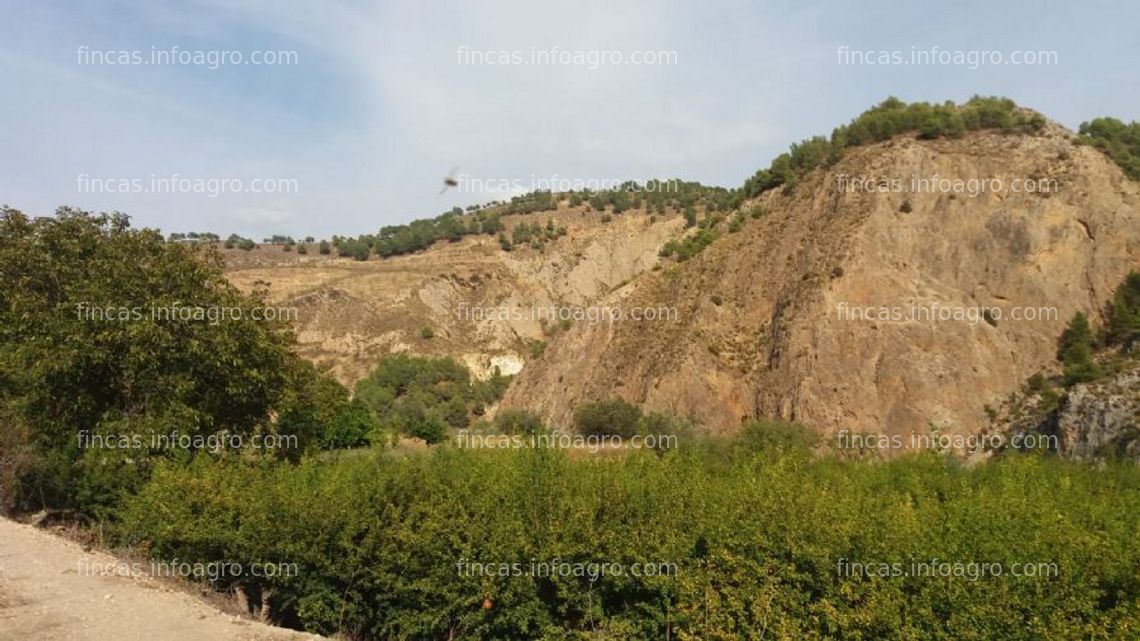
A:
320 398 376 450
353 355 511 443
481 213 505 235
1104 270 1140 349
1058 312 1101 385
682 206 697 228
1079 117 1140 180
660 228 718 261
274 362 380 454
510 220 565 247
493 408 546 436
528 340 546 358
735 419 820 455
1026 372 1061 413
727 211 744 233
0 404 36 514
573 398 642 438
224 233 256 250
397 402 448 444
637 411 698 450
117 444 1140 640
339 239 371 261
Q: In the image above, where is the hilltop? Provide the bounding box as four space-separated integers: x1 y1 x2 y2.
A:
222 98 1140 443
504 122 1140 438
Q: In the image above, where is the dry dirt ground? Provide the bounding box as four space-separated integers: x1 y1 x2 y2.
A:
0 518 324 641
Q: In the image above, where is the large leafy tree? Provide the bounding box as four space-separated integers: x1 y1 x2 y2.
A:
0 207 331 511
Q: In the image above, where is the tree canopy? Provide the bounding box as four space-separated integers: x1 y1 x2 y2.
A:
0 207 358 513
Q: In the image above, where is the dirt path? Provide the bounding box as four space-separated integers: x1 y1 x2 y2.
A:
0 518 325 641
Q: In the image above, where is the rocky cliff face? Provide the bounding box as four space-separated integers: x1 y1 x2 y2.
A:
502 125 1140 439
988 357 1140 460
1053 367 1140 459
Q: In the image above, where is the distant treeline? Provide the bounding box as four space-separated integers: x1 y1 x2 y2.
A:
180 98 1140 266
167 231 220 242
328 180 731 260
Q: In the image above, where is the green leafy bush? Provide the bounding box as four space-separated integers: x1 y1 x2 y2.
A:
0 207 340 514
339 239 371 261
510 220 565 246
321 398 376 450
660 228 719 261
1079 117 1140 180
736 419 820 456
353 355 510 443
492 409 545 436
117 443 1140 640
224 233 256 250
573 398 642 438
1058 312 1101 385
683 206 697 228
1104 271 1140 349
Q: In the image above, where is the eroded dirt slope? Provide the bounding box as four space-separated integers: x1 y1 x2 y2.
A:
224 206 686 385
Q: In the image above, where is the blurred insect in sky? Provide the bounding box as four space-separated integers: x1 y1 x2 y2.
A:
440 167 460 194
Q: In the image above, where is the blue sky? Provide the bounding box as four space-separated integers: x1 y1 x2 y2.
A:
1 0 1137 239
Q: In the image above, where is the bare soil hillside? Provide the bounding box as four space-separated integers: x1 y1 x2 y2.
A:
223 205 688 385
